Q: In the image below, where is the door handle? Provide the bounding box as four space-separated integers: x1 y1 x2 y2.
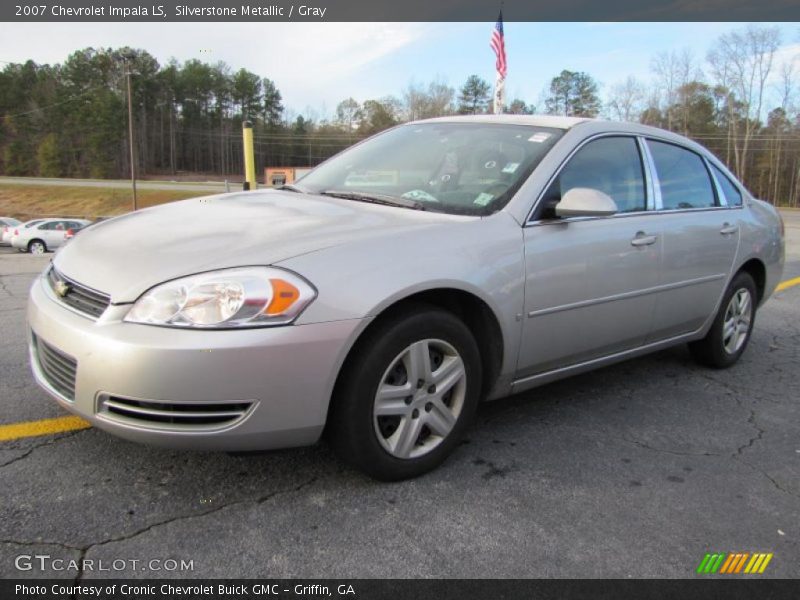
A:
720 223 738 235
631 232 657 247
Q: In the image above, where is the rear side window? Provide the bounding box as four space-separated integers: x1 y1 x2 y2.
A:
710 163 743 207
544 136 646 213
647 140 717 209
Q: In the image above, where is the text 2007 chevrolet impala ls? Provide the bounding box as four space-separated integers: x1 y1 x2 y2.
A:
28 116 784 480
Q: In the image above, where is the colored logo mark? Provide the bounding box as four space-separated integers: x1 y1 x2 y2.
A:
696 552 773 574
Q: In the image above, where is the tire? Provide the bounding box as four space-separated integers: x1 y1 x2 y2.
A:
689 271 757 369
28 239 47 255
328 306 482 481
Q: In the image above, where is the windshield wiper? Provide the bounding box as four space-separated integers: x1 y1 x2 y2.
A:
319 190 425 211
278 184 306 193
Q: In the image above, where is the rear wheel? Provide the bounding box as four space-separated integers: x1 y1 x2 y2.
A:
689 271 756 368
328 306 481 481
27 239 46 255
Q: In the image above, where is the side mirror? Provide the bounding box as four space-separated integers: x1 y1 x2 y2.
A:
555 187 618 218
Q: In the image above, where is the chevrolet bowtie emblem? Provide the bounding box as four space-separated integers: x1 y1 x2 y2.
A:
54 280 71 297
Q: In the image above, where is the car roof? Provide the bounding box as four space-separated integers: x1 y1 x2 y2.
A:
409 114 710 158
412 114 590 129
30 217 87 223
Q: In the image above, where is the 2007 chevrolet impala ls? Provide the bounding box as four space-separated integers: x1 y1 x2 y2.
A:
28 116 784 480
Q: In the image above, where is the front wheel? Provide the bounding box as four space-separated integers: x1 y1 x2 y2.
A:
328 307 482 481
28 240 47 255
689 271 757 368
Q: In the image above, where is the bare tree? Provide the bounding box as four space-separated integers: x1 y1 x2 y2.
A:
402 78 455 121
651 48 697 130
607 75 646 121
776 61 796 113
707 25 781 181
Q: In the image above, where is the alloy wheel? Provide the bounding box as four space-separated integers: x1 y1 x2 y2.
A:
722 288 752 354
373 338 467 460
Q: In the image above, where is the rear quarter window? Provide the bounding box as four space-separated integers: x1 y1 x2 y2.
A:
710 163 743 207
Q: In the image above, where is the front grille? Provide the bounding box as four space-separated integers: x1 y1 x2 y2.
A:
99 395 253 428
47 267 110 319
33 334 77 401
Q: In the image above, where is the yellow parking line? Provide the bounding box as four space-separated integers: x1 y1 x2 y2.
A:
0 415 90 442
776 276 800 292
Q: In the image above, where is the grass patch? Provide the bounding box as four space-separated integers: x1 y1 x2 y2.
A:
0 185 204 220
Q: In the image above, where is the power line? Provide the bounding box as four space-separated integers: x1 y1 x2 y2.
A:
2 89 98 119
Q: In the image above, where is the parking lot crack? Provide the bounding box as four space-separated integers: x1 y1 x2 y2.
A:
0 274 18 299
0 538 83 551
618 436 720 457
71 475 320 583
0 430 86 469
734 409 764 456
735 457 800 502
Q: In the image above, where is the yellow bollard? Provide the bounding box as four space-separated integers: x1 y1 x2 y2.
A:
242 120 256 191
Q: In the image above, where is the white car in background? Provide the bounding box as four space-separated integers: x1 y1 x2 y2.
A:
0 217 22 246
6 219 44 247
11 218 91 254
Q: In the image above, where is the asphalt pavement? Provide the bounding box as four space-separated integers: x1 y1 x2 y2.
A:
0 211 798 579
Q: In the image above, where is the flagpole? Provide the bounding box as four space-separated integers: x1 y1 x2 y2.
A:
494 75 505 115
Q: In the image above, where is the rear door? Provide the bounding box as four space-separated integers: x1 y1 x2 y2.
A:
643 139 740 341
517 135 661 378
37 221 64 248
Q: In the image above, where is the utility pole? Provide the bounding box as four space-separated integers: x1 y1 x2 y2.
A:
124 58 138 210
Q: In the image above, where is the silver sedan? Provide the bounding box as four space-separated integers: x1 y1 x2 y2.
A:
27 116 784 480
12 218 91 254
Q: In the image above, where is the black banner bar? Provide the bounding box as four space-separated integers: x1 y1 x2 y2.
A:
2 0 800 22
4 579 800 600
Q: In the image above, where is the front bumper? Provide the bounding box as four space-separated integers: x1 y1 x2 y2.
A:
27 273 367 451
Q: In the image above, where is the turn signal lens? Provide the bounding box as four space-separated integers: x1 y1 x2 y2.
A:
266 279 300 316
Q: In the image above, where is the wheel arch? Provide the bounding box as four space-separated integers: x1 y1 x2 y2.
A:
327 286 506 423
737 258 767 305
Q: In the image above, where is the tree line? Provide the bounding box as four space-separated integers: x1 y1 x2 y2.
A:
1 24 798 205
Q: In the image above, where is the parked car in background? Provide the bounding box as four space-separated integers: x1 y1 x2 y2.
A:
7 219 45 248
0 217 22 246
62 217 106 246
28 116 784 480
12 218 91 254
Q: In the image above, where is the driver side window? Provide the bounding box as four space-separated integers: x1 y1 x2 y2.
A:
542 136 646 215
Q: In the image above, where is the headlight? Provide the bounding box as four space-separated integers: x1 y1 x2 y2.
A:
124 267 316 328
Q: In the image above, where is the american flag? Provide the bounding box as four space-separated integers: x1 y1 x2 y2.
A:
490 11 507 79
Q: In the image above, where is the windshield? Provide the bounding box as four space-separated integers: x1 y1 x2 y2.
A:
298 122 564 216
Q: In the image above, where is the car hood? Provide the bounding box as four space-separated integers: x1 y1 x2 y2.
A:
53 190 464 303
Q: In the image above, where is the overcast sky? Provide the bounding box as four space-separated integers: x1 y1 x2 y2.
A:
0 22 798 118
